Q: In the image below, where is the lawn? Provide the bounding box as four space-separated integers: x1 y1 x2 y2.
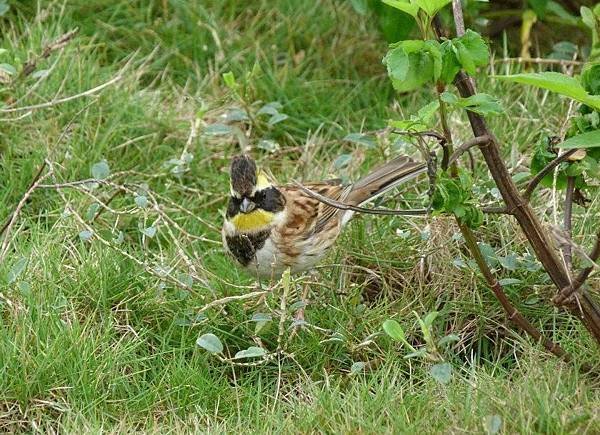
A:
1 1 599 433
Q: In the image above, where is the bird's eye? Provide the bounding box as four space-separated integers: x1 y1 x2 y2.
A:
253 190 265 202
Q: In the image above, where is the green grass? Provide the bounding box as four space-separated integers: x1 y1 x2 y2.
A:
1 1 600 433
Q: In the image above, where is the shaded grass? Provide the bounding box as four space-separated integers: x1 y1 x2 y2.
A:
1 1 599 433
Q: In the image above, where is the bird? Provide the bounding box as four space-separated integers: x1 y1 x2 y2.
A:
222 154 427 279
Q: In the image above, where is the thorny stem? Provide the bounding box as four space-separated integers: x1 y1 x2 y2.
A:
445 3 600 343
436 83 570 361
523 149 578 200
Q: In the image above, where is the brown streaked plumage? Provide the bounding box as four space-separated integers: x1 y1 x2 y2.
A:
222 154 427 278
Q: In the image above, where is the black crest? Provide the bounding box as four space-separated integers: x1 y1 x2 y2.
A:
230 155 257 197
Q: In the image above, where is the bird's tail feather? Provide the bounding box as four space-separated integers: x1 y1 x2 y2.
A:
345 155 427 206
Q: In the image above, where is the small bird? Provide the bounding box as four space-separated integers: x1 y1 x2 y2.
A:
222 154 427 279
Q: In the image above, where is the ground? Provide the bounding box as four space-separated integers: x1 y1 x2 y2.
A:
1 1 599 433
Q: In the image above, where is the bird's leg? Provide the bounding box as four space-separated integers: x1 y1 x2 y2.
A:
293 281 310 324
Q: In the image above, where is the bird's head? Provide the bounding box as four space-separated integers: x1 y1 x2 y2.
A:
227 155 285 231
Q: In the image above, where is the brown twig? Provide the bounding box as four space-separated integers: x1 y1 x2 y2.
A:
20 28 79 78
563 176 576 271
446 135 491 167
443 5 600 343
523 149 578 200
0 162 52 262
293 183 429 216
554 231 600 306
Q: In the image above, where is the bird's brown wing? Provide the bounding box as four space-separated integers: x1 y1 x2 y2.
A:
278 182 346 239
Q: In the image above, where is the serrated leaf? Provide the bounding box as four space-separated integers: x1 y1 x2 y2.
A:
558 129 600 149
7 257 28 284
234 346 266 359
79 230 93 241
196 333 223 353
384 40 440 93
414 0 451 17
350 361 366 374
91 160 110 179
453 30 489 75
430 362 452 384
382 0 419 17
496 72 600 111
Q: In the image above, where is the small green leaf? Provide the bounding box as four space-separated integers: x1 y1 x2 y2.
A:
349 0 368 15
196 333 223 353
142 226 157 238
7 257 28 284
18 281 32 296
350 361 366 374
91 160 110 180
234 346 266 359
485 415 502 434
257 102 282 116
343 133 376 148
558 129 600 149
581 6 595 29
438 334 460 347
453 30 489 75
79 230 93 241
222 71 237 89
430 362 452 384
383 319 406 342
135 195 149 208
257 139 280 153
0 63 16 75
204 123 234 136
334 154 352 169
268 113 288 125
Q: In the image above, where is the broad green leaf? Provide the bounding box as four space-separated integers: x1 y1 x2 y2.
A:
437 334 460 347
414 0 451 17
558 129 600 148
430 362 452 384
196 333 223 353
382 0 419 17
91 160 110 179
334 153 352 169
440 40 461 84
581 6 595 29
423 311 439 328
496 72 600 111
234 346 266 359
384 40 440 92
268 113 288 125
453 30 489 75
457 93 503 116
7 257 28 284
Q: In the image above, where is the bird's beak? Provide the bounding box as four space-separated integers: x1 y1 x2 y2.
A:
240 198 256 213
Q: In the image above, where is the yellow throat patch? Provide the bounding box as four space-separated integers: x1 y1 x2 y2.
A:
230 209 275 232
